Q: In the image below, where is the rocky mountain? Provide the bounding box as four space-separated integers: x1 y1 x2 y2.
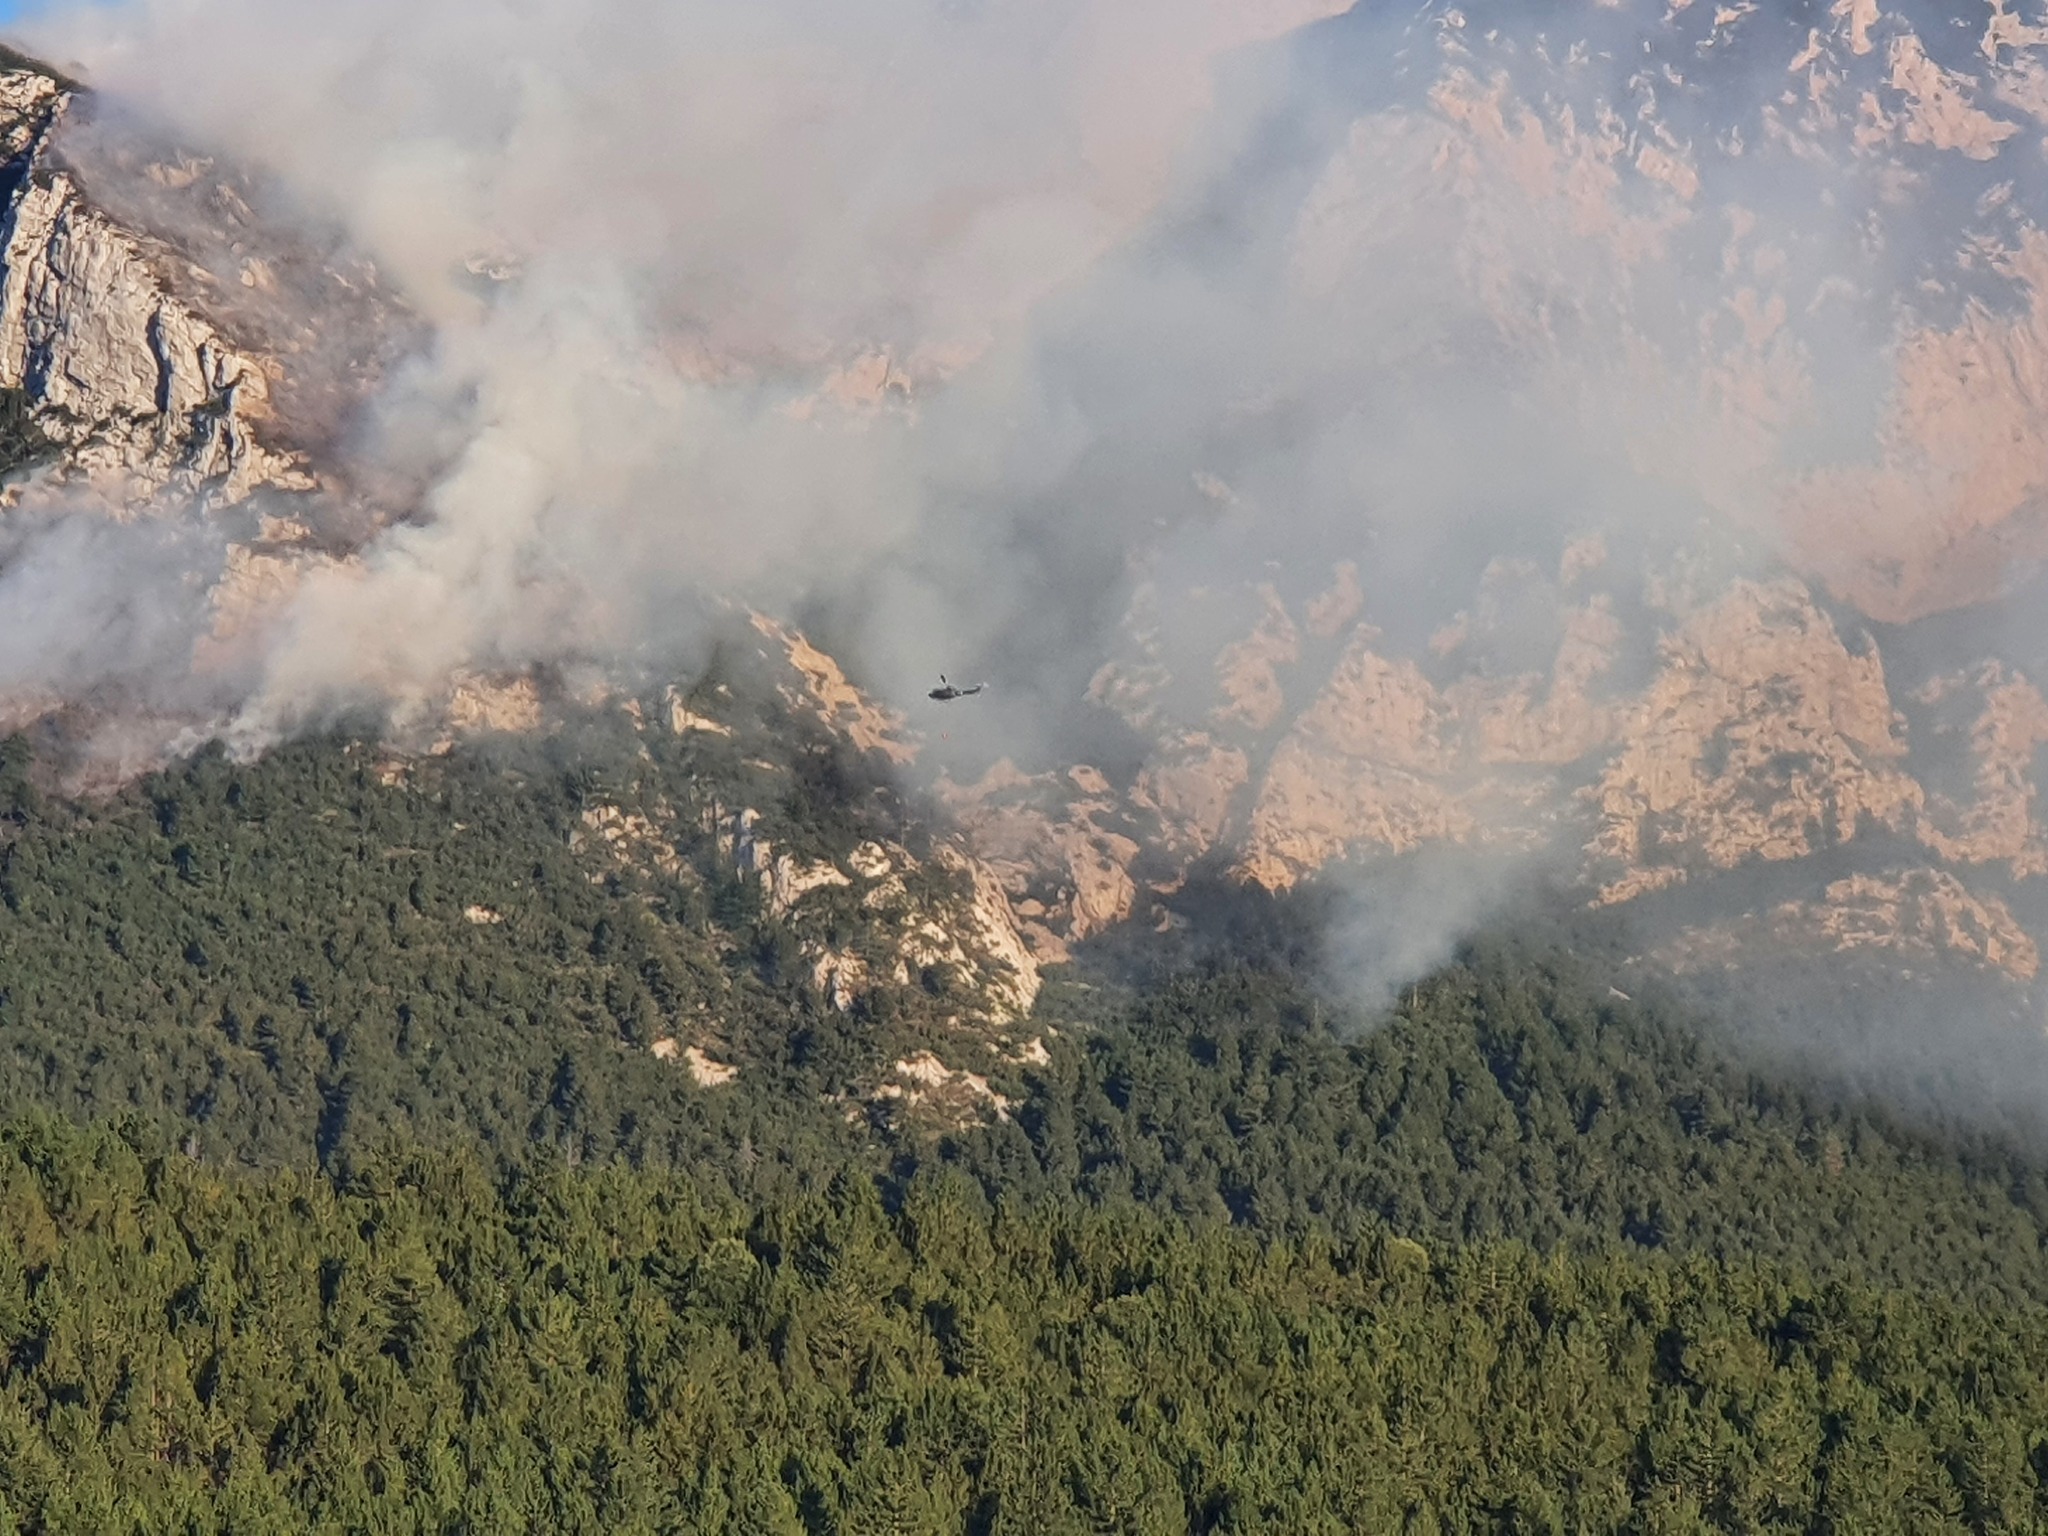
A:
5 0 2048 1023
0 50 1052 1052
934 0 2048 999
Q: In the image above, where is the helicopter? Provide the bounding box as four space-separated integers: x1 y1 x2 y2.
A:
928 674 985 702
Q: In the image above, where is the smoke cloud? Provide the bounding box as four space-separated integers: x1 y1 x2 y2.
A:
9 0 1785 736
13 0 1346 739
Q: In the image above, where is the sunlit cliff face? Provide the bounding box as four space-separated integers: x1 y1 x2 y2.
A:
917 0 2048 1008
5 0 2048 1018
1406 0 2048 631
992 0 2048 634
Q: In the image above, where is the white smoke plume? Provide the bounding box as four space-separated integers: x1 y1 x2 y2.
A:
0 0 1952 740
0 0 1343 749
9 0 1348 742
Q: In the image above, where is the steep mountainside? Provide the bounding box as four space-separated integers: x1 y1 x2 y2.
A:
932 0 2048 999
5 5 2048 1016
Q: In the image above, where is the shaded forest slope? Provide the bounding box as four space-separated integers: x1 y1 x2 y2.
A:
0 733 2043 1308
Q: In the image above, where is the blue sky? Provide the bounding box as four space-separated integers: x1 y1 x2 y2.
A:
0 0 71 30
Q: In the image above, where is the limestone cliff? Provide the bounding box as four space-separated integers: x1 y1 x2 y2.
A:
1237 637 1474 889
1584 581 1921 905
748 613 917 766
1657 869 2040 984
720 807 1040 1022
1913 663 2048 879
1264 0 2048 632
954 550 2048 985
938 761 1144 964
0 64 402 504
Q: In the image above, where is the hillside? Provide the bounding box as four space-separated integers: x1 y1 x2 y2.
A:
0 5 2047 1528
0 670 1049 1171
1 11 2048 1011
9 719 2048 1529
1 725 2045 1311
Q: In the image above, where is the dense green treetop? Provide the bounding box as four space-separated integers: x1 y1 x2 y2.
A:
0 1113 2041 1534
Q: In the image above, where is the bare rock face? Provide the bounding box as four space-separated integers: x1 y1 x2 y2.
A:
892 0 2048 988
1453 594 1624 770
444 674 545 736
0 56 427 756
1913 663 2048 878
750 613 917 766
926 843 1044 1019
721 807 1040 1022
1309 0 2048 630
1659 869 2040 984
0 169 303 499
1212 584 1301 733
1153 554 1625 893
1585 581 1922 905
12 0 2048 1005
1779 230 2048 626
868 1050 1013 1133
938 761 1143 963
937 543 2048 983
1130 732 1249 862
0 65 404 504
1238 636 1473 889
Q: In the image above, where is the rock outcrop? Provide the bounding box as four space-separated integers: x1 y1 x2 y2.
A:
1913 663 2048 879
947 550 2048 983
938 761 1144 963
1585 581 1922 905
1658 869 2040 983
720 807 1040 1021
869 1050 1013 1132
0 65 403 504
880 0 2048 987
1238 637 1475 889
750 613 917 766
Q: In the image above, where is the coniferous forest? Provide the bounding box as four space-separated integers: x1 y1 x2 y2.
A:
1 725 2047 1530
